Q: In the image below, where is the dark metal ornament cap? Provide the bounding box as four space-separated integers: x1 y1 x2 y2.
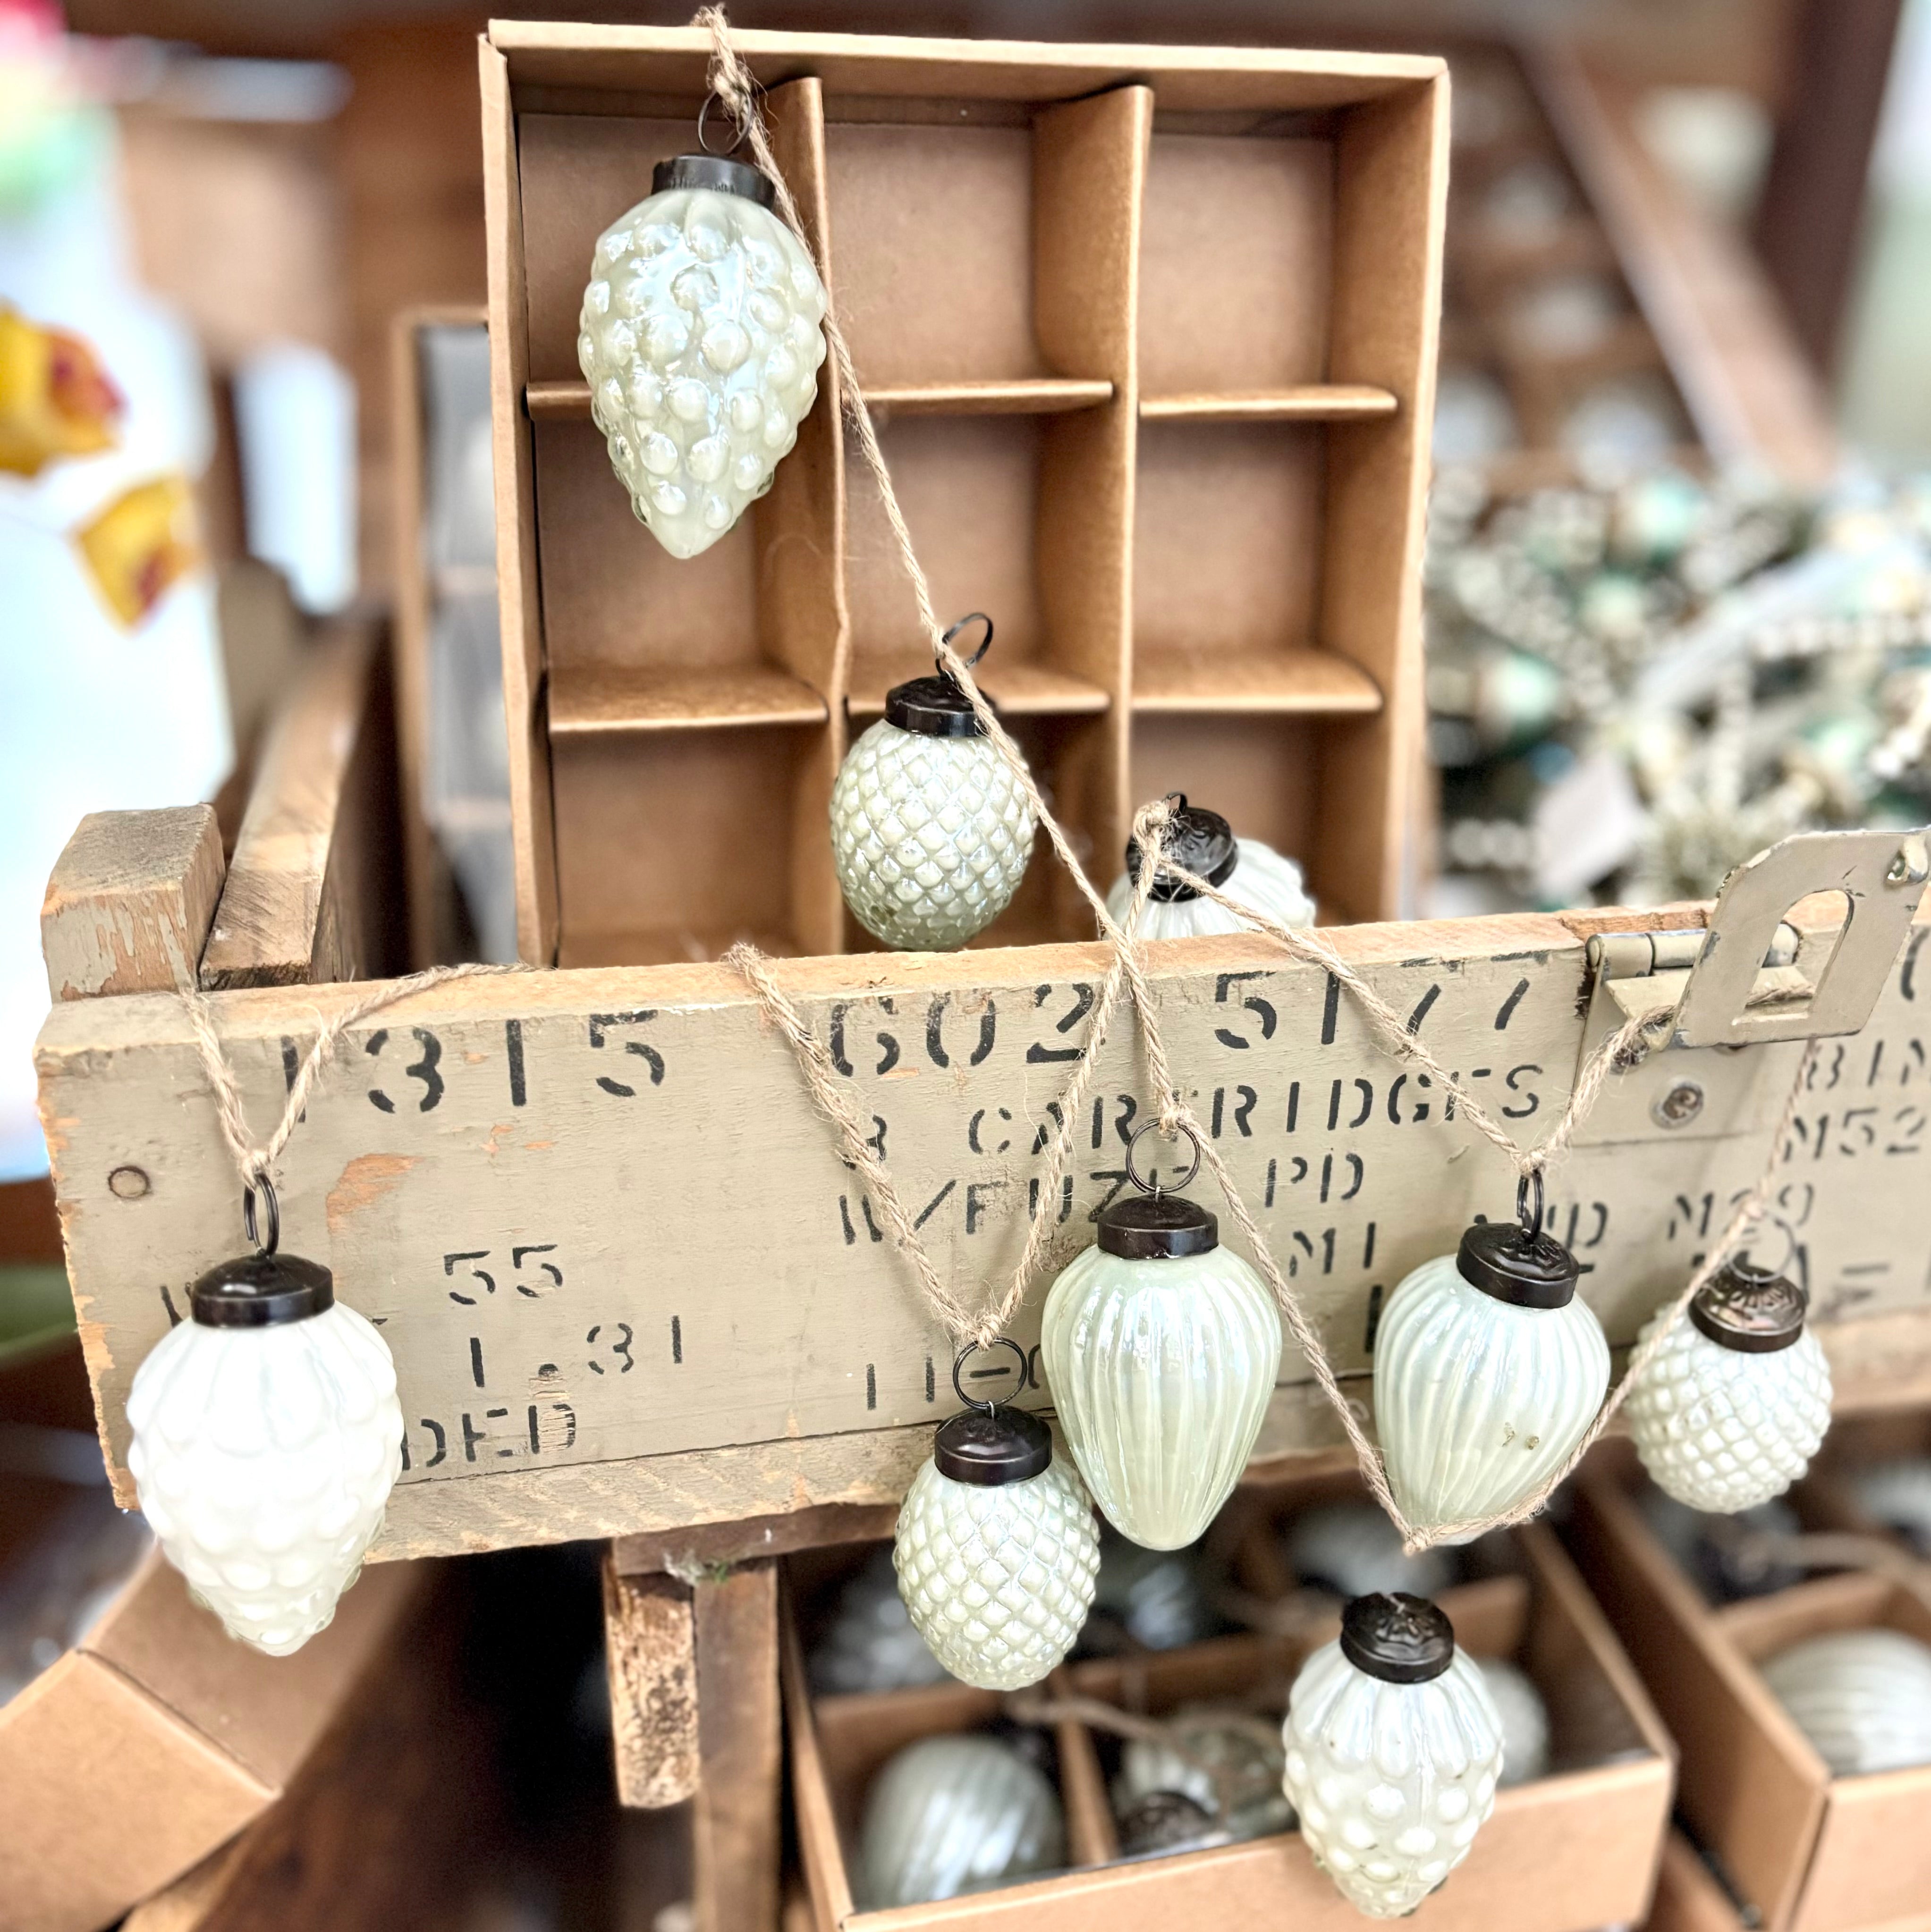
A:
1125 799 1239 903
1117 1789 1228 1857
883 672 990 739
1456 1220 1581 1309
934 1405 1052 1485
1099 1192 1220 1260
189 1251 334 1328
650 152 777 209
1691 1257 1808 1354
1341 1592 1456 1685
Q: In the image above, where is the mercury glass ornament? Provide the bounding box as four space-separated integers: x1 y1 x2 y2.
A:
1373 1202 1609 1544
808 1545 947 1695
1476 1657 1550 1787
857 1733 1065 1909
1117 1789 1231 1858
1113 1705 1293 1840
829 615 1036 951
1624 1257 1832 1514
1847 1458 1931 1557
892 1375 1100 1691
1104 798 1314 940
1042 1127 1281 1551
1761 1629 1931 1776
1286 1501 1458 1604
1283 1594 1504 1917
1083 1527 1217 1654
578 149 827 559
126 1238 401 1655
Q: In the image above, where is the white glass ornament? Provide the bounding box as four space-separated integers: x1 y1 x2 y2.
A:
857 1732 1065 1909
1105 798 1314 939
1761 1629 1931 1776
1283 1593 1505 1918
808 1545 948 1695
127 1228 401 1655
893 1349 1100 1690
830 616 1035 951
1113 1705 1294 1840
1087 1527 1217 1653
1623 1257 1832 1513
1373 1195 1609 1543
1042 1125 1282 1551
1848 1458 1931 1556
578 144 827 559
1286 1501 1458 1603
1476 1656 1550 1786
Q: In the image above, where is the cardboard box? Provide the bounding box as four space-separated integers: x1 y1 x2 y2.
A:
1571 1457 1931 1932
782 1519 1673 1931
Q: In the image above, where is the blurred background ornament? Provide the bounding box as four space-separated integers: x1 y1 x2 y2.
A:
1846 1458 1931 1557
807 1545 948 1696
1475 1656 1550 1787
1761 1628 1931 1776
1077 1527 1219 1657
1111 1705 1293 1843
1284 1501 1459 1604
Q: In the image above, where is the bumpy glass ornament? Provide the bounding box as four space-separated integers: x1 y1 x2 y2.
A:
857 1732 1065 1909
1476 1656 1550 1787
1105 797 1315 940
577 103 828 560
830 615 1036 951
1042 1123 1281 1551
1761 1628 1931 1776
1373 1178 1609 1543
892 1341 1100 1690
1623 1255 1832 1513
1283 1593 1505 1918
126 1183 401 1655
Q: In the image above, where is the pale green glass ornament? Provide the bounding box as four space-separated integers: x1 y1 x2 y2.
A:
1104 797 1314 941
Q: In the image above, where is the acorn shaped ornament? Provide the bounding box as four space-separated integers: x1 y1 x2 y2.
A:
1105 797 1315 940
1042 1124 1282 1550
892 1344 1100 1690
578 106 828 560
1283 1594 1504 1917
126 1188 402 1655
831 615 1036 950
1373 1180 1609 1543
1623 1256 1832 1513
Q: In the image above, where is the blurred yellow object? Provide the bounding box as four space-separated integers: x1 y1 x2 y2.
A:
0 303 122 475
75 475 202 624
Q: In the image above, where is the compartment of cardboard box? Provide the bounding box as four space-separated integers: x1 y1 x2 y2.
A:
1571 1451 1931 1932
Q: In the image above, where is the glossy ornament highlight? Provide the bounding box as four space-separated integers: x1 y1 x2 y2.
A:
1623 1256 1832 1513
1762 1628 1931 1776
1283 1593 1504 1918
578 149 827 559
127 1237 401 1655
1105 798 1314 939
1042 1126 1281 1550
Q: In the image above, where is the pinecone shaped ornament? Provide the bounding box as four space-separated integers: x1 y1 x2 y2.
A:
1373 1190 1609 1543
127 1232 402 1655
1042 1125 1282 1550
893 1367 1100 1690
1284 1594 1505 1918
1105 797 1315 940
830 615 1035 951
1624 1256 1832 1513
578 141 827 560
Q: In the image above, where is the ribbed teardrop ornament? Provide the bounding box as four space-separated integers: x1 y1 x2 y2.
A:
1762 1629 1931 1776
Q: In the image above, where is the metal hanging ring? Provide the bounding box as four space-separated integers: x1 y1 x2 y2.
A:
696 91 748 156
1516 1167 1545 1240
952 1336 1028 1415
242 1174 280 1257
940 612 993 672
1125 1119 1202 1199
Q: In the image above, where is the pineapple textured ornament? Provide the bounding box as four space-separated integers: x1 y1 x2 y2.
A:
126 1182 402 1655
1623 1255 1832 1513
1283 1593 1505 1917
1105 796 1315 939
1373 1177 1609 1543
892 1341 1100 1690
830 615 1037 950
1042 1123 1282 1550
577 98 827 559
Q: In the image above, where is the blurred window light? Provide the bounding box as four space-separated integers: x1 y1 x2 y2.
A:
231 341 356 614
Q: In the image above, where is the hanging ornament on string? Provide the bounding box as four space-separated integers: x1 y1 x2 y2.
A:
830 614 1037 951
1104 796 1315 940
1283 1593 1505 1917
1373 1174 1609 1544
578 93 828 559
1042 1123 1281 1551
892 1339 1100 1690
126 1177 402 1655
1623 1253 1832 1513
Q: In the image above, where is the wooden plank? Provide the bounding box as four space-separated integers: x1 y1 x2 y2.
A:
526 377 1116 419
602 1557 700 1808
549 662 829 735
1138 385 1398 422
614 1501 900 1577
1132 646 1384 714
41 805 225 1001
692 1560 782 1932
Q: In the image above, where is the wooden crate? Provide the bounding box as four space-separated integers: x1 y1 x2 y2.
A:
481 24 1449 962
